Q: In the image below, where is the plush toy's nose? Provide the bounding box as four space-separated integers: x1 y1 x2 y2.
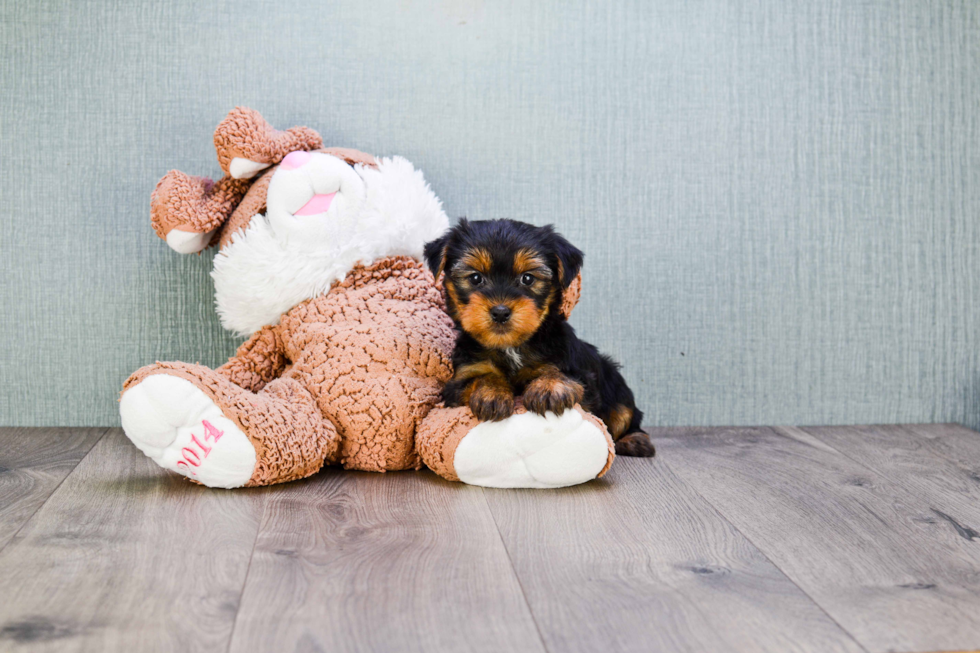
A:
490 305 512 323
281 150 312 170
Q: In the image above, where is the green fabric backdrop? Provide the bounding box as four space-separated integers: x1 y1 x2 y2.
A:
2 0 978 428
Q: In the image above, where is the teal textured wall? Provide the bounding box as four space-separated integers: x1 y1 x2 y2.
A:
2 0 979 428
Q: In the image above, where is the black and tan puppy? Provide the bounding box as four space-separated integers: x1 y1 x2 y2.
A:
424 218 655 457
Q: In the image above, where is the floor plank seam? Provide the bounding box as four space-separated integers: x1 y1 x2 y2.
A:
772 427 882 477
224 492 269 653
0 426 111 558
795 424 979 494
791 425 980 562
657 450 873 653
782 424 980 546
904 424 980 473
480 488 550 653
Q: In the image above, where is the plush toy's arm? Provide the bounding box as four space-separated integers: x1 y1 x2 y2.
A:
216 325 288 393
152 107 323 254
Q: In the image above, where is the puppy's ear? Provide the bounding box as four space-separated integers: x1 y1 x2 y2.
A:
551 232 584 288
423 232 451 279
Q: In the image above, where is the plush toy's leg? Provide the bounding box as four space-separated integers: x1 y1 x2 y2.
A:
120 362 339 488
312 367 443 473
416 404 615 489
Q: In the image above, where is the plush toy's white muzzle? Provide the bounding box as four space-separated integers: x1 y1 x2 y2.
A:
265 151 366 247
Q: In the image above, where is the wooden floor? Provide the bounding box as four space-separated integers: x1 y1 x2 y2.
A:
1 425 980 652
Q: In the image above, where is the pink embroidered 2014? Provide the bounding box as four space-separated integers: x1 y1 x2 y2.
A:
176 420 225 473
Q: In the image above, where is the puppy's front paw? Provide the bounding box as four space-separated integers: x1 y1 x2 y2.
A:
469 385 515 422
523 375 584 417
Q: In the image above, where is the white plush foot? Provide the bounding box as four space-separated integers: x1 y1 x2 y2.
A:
119 374 256 488
453 409 610 489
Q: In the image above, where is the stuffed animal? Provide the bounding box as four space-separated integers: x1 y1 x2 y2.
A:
120 107 615 489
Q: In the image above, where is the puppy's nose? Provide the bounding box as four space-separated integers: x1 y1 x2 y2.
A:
490 305 512 323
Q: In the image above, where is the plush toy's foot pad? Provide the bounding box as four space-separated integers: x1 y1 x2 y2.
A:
120 374 256 488
453 408 611 489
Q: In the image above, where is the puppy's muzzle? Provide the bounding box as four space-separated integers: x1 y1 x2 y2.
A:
490 304 512 324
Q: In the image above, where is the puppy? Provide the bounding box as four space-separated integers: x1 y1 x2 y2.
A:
424 219 655 457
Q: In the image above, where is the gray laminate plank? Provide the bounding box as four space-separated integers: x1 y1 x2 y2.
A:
789 424 980 539
899 423 980 478
0 427 107 552
228 470 545 653
655 425 980 653
483 455 865 653
0 429 269 652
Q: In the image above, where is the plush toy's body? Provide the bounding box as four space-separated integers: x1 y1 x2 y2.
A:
120 108 615 489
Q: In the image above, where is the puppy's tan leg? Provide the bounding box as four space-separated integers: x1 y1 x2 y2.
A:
520 364 584 417
606 404 633 439
445 361 515 422
604 404 655 457
464 375 515 422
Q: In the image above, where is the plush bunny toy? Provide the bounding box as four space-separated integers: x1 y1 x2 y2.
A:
120 107 615 489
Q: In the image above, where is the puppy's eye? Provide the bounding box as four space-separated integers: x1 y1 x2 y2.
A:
520 273 535 286
468 273 484 286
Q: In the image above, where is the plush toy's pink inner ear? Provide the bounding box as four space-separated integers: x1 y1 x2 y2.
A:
281 150 312 170
295 192 336 216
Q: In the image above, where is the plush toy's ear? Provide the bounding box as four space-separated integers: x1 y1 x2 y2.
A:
423 232 451 279
550 232 584 289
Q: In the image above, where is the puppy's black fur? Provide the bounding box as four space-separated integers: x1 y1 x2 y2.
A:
424 218 654 457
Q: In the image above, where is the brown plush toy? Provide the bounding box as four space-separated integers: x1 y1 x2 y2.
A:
120 107 615 489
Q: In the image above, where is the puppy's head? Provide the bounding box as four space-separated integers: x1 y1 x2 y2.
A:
424 219 583 349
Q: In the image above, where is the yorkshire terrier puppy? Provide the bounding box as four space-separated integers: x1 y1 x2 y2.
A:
424 219 655 457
